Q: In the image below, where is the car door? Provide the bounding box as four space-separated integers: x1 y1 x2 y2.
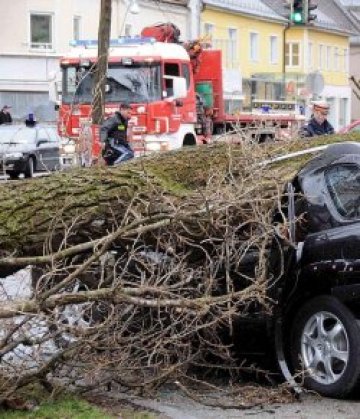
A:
35 127 53 171
36 127 59 171
44 127 61 170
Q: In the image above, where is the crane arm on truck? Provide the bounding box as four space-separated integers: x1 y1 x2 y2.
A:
141 23 181 43
141 24 204 73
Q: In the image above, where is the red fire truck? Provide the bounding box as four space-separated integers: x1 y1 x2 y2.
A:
53 24 304 165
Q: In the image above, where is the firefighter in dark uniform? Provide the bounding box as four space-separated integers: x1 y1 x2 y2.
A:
100 102 134 165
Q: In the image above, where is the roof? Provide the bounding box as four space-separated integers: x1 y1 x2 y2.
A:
262 0 359 35
298 142 360 178
338 0 360 44
203 0 288 23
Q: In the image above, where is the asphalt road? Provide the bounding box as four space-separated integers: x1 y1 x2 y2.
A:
2 268 360 419
99 388 360 419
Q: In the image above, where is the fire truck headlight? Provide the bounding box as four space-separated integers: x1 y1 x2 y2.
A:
146 142 161 152
63 144 76 154
60 140 76 154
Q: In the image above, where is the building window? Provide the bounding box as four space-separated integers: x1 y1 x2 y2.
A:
334 47 339 71
124 24 132 36
285 42 300 67
270 36 278 64
30 13 53 49
73 16 81 41
344 48 349 73
319 44 324 69
308 42 313 69
250 32 259 62
204 23 214 38
227 28 238 68
339 97 348 128
326 46 332 70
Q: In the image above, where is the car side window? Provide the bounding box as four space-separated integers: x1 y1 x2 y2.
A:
325 164 360 219
37 128 49 143
45 127 59 142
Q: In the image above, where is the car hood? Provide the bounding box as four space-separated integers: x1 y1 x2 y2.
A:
0 142 33 155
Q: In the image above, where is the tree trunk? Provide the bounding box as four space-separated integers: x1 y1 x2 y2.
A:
0 135 357 271
92 0 112 125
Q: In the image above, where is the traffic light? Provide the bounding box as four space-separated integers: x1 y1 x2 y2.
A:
307 0 318 24
291 0 305 25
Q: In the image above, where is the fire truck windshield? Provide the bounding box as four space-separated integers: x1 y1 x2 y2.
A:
62 63 161 105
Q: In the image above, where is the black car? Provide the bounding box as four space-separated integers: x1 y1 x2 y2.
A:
0 124 63 179
258 141 360 398
28 141 360 398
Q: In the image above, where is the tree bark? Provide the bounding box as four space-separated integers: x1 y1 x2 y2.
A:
92 0 112 125
0 136 357 269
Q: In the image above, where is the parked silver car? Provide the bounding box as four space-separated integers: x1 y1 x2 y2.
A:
0 124 77 179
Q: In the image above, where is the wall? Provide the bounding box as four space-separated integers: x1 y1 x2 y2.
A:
349 44 360 121
285 27 351 130
0 0 188 122
201 9 285 78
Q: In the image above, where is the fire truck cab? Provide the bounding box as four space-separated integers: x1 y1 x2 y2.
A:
57 37 199 162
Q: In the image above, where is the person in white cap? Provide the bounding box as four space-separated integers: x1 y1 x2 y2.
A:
301 100 334 137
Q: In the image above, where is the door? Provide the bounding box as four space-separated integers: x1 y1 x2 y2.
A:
35 127 59 171
44 127 61 170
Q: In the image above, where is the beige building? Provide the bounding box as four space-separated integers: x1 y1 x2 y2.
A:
263 0 359 131
340 0 360 121
0 0 190 121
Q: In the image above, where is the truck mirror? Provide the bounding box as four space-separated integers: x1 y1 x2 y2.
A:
172 77 187 100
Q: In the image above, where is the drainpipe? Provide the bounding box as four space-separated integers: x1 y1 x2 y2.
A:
282 23 290 100
115 0 120 37
188 0 201 39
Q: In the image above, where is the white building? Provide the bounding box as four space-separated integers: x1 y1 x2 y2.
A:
0 0 190 121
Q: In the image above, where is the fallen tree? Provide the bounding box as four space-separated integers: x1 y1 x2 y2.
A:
0 133 358 407
1 133 355 261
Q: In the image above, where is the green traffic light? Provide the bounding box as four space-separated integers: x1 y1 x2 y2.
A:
291 12 303 23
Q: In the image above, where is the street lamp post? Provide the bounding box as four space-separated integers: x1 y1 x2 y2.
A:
119 0 140 36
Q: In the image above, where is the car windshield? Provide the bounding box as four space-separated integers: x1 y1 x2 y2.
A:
0 127 36 144
62 63 162 104
325 164 360 219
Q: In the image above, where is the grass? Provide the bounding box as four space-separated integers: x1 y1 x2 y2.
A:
0 396 114 419
0 395 158 419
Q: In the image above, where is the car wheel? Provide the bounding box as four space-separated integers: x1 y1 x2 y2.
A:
8 171 20 180
24 157 34 178
291 295 360 398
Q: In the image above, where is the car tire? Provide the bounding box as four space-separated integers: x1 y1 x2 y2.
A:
24 157 34 178
290 295 360 398
8 171 20 180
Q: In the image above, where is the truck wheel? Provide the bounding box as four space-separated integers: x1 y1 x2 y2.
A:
259 134 274 143
183 134 196 146
24 157 34 178
291 295 360 398
8 171 20 180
